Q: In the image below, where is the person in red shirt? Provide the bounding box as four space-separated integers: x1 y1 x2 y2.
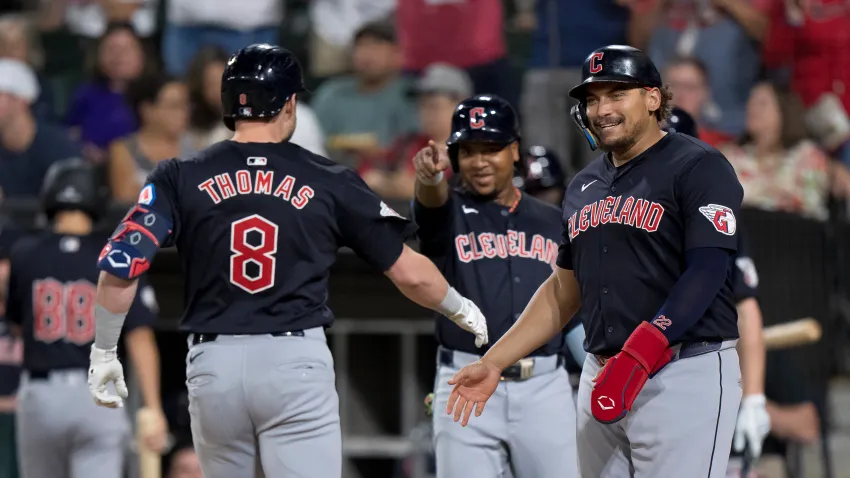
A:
763 0 850 112
359 63 472 200
396 0 514 106
762 0 850 165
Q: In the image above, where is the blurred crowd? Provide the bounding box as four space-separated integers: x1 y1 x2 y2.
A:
0 0 847 477
0 0 848 219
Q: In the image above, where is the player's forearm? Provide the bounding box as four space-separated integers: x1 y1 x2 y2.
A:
94 271 138 350
125 327 162 409
484 270 580 370
737 297 766 396
386 245 456 312
414 180 449 208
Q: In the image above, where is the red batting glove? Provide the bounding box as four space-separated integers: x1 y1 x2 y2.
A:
591 322 674 424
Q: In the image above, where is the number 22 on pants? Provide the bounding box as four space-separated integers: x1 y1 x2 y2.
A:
230 214 279 294
33 279 96 344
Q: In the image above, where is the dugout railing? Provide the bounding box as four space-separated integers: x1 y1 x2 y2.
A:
1 200 847 478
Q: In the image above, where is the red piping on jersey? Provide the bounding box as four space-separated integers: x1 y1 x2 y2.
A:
508 187 521 214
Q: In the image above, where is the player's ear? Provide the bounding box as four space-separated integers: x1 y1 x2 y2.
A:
510 142 520 163
284 94 297 115
645 88 662 117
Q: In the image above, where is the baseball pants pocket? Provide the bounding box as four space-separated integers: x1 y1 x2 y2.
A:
432 366 511 478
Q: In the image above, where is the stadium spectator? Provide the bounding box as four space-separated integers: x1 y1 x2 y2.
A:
634 0 770 137
108 74 194 203
0 15 53 121
184 46 327 156
307 0 394 79
186 46 230 149
165 440 202 478
720 82 849 220
762 0 850 168
161 0 282 76
397 0 513 104
663 56 733 147
521 0 634 173
0 59 82 199
312 21 417 167
66 22 149 163
39 0 158 39
359 63 471 200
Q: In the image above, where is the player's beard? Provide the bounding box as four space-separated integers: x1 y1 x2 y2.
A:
594 117 642 154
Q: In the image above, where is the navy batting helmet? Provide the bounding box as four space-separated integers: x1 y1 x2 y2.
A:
664 107 699 138
221 44 307 131
40 158 108 221
446 95 522 173
568 45 663 151
514 145 566 194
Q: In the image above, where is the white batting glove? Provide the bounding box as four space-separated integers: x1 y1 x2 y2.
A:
733 394 771 459
447 298 489 348
88 345 129 409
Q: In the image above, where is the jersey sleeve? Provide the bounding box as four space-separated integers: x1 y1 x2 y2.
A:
335 171 419 271
3 256 22 326
411 195 454 256
139 160 181 248
123 276 158 332
732 229 759 302
556 198 573 270
677 153 744 251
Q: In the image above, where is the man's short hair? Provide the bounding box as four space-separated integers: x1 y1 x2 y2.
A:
353 21 396 45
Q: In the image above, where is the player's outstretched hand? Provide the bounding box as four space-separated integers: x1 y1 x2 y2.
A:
413 140 450 185
88 345 129 409
446 298 489 347
446 360 501 427
733 394 771 459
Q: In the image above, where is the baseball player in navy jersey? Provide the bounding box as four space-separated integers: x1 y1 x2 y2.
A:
512 147 589 370
0 226 22 478
412 94 581 478
3 159 166 478
663 108 771 472
445 45 746 478
87 44 489 478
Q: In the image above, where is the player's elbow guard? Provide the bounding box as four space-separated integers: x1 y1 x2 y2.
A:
97 205 172 280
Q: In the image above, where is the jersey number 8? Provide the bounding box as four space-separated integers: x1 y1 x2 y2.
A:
33 278 96 345
230 214 279 294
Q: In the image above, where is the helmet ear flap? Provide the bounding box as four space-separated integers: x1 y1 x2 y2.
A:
571 103 599 151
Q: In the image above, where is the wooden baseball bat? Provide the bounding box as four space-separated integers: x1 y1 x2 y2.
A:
763 318 822 350
136 408 162 478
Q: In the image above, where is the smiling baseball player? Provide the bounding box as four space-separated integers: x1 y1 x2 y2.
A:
444 45 745 478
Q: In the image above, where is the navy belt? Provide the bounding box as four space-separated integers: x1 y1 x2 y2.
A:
595 340 727 366
439 347 565 381
192 331 304 346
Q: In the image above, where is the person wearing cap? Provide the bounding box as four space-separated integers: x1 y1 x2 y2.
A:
0 59 83 198
359 63 472 199
311 21 418 167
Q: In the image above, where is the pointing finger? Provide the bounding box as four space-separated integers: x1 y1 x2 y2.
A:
446 384 460 415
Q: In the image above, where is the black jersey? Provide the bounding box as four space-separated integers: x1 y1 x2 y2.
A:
6 233 157 372
732 229 758 303
414 188 568 356
139 141 416 333
557 133 744 355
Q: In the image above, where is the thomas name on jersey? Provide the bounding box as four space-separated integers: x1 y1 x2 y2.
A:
455 231 558 267
198 169 314 209
567 195 664 239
